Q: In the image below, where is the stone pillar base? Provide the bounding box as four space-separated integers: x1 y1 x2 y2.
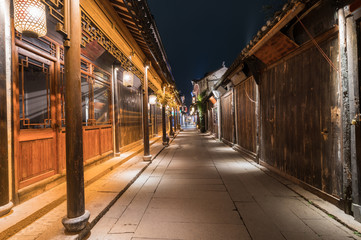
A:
0 201 13 217
62 210 90 232
143 155 152 161
114 152 121 157
352 203 361 222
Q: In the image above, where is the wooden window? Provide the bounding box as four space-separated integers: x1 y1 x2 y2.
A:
81 73 92 125
18 53 51 129
60 58 112 127
16 32 56 57
93 66 111 125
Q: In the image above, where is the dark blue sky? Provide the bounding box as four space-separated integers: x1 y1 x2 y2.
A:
148 0 285 106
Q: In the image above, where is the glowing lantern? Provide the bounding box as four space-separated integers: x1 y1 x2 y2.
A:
123 71 134 88
149 95 157 105
14 0 47 38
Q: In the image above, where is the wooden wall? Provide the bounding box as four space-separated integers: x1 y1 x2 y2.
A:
83 126 112 162
259 35 342 198
221 92 233 143
235 77 257 153
18 130 56 189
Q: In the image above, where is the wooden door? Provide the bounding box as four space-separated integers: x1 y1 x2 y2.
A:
14 47 58 189
221 92 233 143
235 78 257 153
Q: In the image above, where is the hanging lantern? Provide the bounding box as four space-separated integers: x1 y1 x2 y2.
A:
123 70 134 88
149 94 157 105
14 0 47 38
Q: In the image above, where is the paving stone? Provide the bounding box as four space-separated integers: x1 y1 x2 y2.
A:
159 178 223 185
153 188 232 199
221 179 254 202
141 207 241 224
133 221 250 240
235 202 285 240
89 232 133 240
148 197 235 211
104 202 127 219
90 217 118 237
303 219 355 237
156 182 226 192
110 192 154 234
280 231 320 240
131 238 181 240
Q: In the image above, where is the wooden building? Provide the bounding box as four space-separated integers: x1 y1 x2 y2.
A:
191 65 227 135
0 0 179 228
215 0 361 222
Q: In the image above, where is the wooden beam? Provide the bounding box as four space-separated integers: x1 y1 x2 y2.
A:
339 8 352 214
247 2 305 57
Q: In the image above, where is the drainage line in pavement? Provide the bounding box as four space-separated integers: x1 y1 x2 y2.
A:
77 132 179 240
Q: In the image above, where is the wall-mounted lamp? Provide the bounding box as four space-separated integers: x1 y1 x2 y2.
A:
14 0 47 38
149 94 157 105
123 71 134 88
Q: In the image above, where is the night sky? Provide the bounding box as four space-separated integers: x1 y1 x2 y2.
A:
148 0 286 107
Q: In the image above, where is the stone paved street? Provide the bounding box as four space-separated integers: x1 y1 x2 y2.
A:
88 128 361 240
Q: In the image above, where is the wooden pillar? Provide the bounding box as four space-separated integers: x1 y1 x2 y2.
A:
142 63 151 161
162 105 168 146
62 0 90 232
217 96 222 140
169 110 174 136
173 109 176 132
232 88 236 144
346 9 361 221
113 67 120 156
339 8 352 214
0 0 13 217
255 83 261 164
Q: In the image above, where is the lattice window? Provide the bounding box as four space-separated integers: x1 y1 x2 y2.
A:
18 54 51 129
93 66 111 125
41 0 64 24
16 31 57 57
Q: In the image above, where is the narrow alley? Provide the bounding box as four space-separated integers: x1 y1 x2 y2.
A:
87 129 359 240
4 1 361 238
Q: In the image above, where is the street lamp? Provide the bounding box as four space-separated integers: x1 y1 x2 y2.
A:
14 0 47 38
